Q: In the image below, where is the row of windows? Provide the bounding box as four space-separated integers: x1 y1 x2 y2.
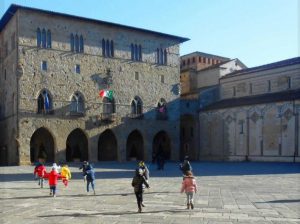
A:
34 28 168 65
181 56 221 67
232 77 292 96
38 61 165 83
40 60 81 74
37 90 167 117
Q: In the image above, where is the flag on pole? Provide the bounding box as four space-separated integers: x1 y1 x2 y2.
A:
44 92 50 111
99 90 113 100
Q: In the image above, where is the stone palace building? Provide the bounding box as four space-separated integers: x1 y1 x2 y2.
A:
0 5 188 165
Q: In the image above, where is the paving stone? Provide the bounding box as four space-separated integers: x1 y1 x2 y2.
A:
1 162 300 223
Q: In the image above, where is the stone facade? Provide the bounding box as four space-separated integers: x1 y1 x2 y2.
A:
0 5 188 165
221 62 300 99
179 56 246 161
199 58 300 162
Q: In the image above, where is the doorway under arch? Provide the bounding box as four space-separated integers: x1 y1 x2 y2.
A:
126 130 144 161
66 128 88 162
30 127 55 163
98 129 118 161
152 130 171 160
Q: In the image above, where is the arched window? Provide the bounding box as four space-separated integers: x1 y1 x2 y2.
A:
103 97 115 114
75 35 79 53
164 49 167 65
139 45 142 61
41 29 46 48
79 35 84 53
131 96 143 115
135 44 138 61
37 90 52 114
131 44 142 61
37 28 41 47
106 40 110 57
131 44 134 60
102 39 114 58
47 30 51 48
156 48 168 65
102 39 106 56
70 34 74 52
160 48 164 64
110 40 114 57
70 92 84 114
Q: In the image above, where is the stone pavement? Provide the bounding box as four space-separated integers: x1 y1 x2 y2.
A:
0 162 299 224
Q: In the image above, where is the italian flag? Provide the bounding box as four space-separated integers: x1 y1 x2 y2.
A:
99 90 113 99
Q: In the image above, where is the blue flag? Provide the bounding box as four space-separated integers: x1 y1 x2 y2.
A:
44 92 50 111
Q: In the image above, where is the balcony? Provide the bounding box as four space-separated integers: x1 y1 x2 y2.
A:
100 113 116 122
69 111 85 117
156 112 168 120
127 113 144 119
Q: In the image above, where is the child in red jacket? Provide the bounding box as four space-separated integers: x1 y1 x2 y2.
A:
45 167 62 197
33 163 47 188
180 171 197 209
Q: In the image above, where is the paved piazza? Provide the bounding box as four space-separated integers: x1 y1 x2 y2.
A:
1 162 299 224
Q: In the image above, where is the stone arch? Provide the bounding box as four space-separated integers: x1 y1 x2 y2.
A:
126 130 144 161
30 127 55 163
98 129 118 161
152 130 171 160
66 128 88 162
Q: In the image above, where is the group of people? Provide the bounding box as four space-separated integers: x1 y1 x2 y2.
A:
132 156 197 212
34 162 71 197
33 156 197 213
33 161 96 197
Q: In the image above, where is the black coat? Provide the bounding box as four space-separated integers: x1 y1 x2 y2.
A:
132 174 149 193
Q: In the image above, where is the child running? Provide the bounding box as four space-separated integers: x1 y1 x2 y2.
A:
79 161 89 182
45 167 62 197
180 170 197 209
138 161 150 182
33 162 46 188
132 168 150 213
85 164 96 195
61 164 71 187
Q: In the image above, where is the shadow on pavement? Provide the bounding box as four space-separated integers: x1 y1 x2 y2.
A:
38 208 188 217
0 162 299 182
257 199 300 203
0 191 179 200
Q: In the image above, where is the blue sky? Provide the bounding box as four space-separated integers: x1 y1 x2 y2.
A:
1 0 298 67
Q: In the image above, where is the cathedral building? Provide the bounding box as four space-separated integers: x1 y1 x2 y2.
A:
199 57 300 162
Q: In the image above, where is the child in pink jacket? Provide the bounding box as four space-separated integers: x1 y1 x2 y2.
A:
180 171 197 209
